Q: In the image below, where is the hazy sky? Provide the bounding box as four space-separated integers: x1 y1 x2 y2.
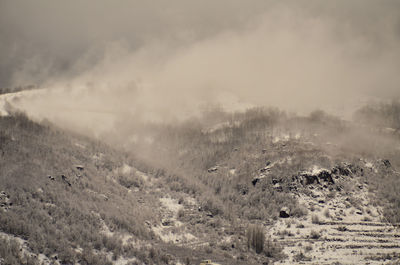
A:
1 0 400 125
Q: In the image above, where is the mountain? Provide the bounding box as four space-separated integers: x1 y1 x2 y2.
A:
1 105 400 265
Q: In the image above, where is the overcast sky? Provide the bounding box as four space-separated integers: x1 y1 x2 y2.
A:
1 0 400 124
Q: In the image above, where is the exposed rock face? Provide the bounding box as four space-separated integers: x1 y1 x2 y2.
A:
318 170 335 184
296 166 344 187
299 173 320 185
332 165 351 176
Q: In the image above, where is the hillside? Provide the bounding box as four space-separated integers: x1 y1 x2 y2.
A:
114 107 400 264
0 113 250 265
1 107 400 265
0 113 157 264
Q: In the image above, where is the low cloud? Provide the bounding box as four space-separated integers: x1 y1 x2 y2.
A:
2 1 400 134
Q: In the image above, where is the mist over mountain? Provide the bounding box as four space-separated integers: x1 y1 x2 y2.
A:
1 0 400 129
1 2 400 264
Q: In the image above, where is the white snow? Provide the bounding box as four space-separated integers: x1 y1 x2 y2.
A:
160 197 183 216
310 165 325 175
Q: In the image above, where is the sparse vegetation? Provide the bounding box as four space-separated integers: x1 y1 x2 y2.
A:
2 102 400 264
0 236 38 265
293 251 312 262
0 113 154 264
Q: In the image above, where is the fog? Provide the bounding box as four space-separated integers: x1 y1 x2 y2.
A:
1 0 400 132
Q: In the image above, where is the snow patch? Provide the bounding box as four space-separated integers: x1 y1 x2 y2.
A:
310 165 325 175
74 142 86 149
152 225 197 244
160 197 183 216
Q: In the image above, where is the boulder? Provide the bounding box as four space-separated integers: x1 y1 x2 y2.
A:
207 166 218 173
273 183 283 192
272 178 281 185
162 219 174 226
252 178 261 186
279 207 290 218
252 175 267 186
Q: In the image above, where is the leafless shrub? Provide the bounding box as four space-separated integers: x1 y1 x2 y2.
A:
311 214 320 224
246 224 265 254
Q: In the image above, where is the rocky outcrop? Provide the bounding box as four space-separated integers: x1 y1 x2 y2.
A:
299 172 320 185
295 164 360 187
296 169 334 186
318 170 335 184
381 159 391 168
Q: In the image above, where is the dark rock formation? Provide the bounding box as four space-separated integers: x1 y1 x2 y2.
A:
300 173 320 185
318 170 335 184
279 207 290 218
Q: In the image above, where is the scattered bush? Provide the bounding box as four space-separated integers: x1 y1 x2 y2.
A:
310 230 321 239
246 224 265 254
293 251 312 262
263 239 284 259
118 173 142 189
324 209 331 218
336 226 348 232
311 214 320 224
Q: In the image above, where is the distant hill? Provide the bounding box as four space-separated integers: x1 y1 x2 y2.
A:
0 85 38 96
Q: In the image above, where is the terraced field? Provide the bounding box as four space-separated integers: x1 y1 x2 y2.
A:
270 172 400 265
